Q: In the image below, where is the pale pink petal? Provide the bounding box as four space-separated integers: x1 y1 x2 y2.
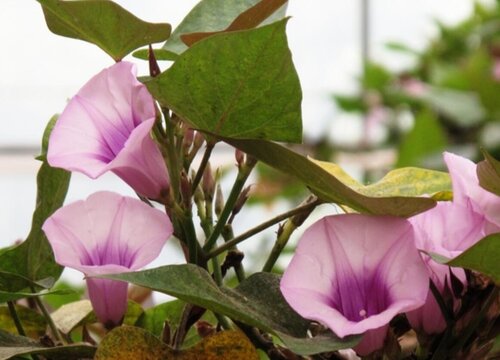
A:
444 152 500 226
281 215 429 355
353 325 388 356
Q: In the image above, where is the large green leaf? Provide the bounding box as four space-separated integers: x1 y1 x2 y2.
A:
477 149 500 196
223 138 437 217
0 117 71 293
38 0 171 61
0 329 95 360
0 288 72 304
0 161 70 292
146 19 302 143
431 233 500 285
99 266 359 354
163 0 286 56
396 110 447 168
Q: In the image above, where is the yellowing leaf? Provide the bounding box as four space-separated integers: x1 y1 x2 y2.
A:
95 326 258 360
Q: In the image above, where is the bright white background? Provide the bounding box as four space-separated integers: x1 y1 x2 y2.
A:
0 1 486 283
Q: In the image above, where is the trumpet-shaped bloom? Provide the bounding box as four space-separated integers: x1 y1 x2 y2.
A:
280 214 428 356
407 152 500 334
47 61 169 200
42 191 173 327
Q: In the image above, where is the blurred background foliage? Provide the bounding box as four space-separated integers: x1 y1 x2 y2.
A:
255 1 500 203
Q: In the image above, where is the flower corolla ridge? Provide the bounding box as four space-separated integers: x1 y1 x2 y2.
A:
406 152 500 334
47 61 169 201
280 214 429 356
42 191 173 328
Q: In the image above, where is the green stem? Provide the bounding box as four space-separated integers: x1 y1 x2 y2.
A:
205 198 320 260
7 301 26 337
262 219 297 273
192 142 215 191
202 159 255 252
32 294 63 344
162 108 181 202
220 224 245 282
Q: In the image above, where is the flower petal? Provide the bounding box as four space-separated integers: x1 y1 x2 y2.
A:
86 278 128 328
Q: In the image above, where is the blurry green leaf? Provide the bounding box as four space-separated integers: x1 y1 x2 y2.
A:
396 110 447 167
430 233 500 285
420 87 485 127
333 95 365 112
163 0 286 56
135 299 184 337
37 0 171 61
42 281 85 309
362 62 393 90
0 329 95 360
39 114 58 160
99 267 359 354
0 118 70 292
51 300 94 334
123 301 144 326
0 305 46 339
132 48 179 61
147 19 302 143
385 41 419 55
477 149 500 196
223 138 436 217
181 0 288 46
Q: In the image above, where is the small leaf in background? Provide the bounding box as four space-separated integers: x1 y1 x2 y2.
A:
431 233 500 285
99 266 359 355
135 300 184 337
51 300 94 335
163 0 287 56
222 137 436 217
0 305 46 339
42 281 85 309
362 62 393 90
181 0 288 46
123 301 144 326
0 329 96 360
477 149 500 196
37 0 171 61
147 19 302 143
94 326 170 360
420 86 485 128
396 110 447 168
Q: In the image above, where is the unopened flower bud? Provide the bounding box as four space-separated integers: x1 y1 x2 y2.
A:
235 149 244 168
202 163 215 201
180 171 192 208
182 127 195 153
215 184 224 217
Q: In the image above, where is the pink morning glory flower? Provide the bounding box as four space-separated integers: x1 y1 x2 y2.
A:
42 191 173 328
280 214 429 356
407 152 500 334
47 61 169 200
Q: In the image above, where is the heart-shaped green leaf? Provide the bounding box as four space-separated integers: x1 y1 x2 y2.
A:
146 19 302 143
